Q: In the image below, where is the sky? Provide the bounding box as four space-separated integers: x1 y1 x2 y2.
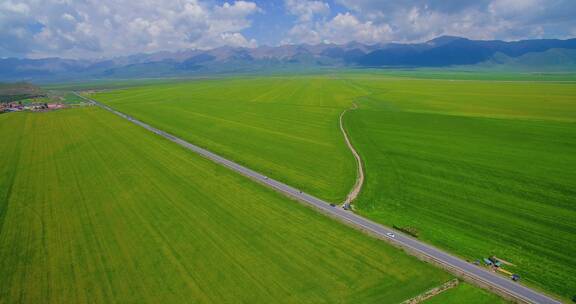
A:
1 0 575 59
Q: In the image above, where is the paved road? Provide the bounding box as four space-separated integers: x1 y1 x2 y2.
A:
76 93 561 304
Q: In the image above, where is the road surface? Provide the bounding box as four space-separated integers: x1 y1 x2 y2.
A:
76 93 560 304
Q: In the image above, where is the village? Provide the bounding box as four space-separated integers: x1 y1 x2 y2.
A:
0 82 80 114
0 101 66 113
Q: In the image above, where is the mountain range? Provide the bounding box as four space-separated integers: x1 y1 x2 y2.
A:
2 36 576 82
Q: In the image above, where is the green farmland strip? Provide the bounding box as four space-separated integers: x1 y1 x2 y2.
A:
90 75 574 300
350 78 576 122
0 108 452 303
422 283 509 304
345 79 576 299
0 114 26 235
92 77 362 203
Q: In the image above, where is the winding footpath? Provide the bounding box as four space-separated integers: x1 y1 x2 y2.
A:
76 92 561 304
340 103 364 207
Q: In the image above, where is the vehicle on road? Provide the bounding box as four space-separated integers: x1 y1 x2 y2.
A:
330 203 336 207
386 232 395 238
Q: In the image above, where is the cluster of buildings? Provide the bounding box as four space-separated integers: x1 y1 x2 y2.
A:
1 102 65 113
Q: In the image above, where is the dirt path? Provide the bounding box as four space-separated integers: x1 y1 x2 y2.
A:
340 102 364 206
401 279 460 304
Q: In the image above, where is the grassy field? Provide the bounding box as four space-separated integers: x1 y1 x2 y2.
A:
422 283 509 304
92 77 360 202
0 107 458 303
341 69 576 81
89 75 575 299
344 78 576 298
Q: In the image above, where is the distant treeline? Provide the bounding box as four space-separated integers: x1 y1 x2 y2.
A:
0 82 45 103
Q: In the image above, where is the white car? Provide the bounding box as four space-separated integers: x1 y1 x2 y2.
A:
386 232 395 238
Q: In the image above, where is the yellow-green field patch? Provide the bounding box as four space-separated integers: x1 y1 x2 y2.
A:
0 107 452 303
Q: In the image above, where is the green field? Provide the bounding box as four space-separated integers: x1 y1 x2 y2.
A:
422 283 509 304
91 75 576 299
345 78 576 298
342 69 576 81
0 107 458 303
92 77 360 202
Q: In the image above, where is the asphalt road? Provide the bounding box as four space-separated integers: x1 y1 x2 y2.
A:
76 93 561 304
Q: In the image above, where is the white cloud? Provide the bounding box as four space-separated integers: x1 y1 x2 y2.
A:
2 0 575 58
285 0 330 22
330 0 576 43
220 32 257 48
489 0 541 14
284 13 392 45
283 0 576 46
283 0 392 45
1 1 30 14
0 0 261 58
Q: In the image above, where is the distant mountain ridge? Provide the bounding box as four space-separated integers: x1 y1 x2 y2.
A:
2 36 575 82
358 36 576 67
